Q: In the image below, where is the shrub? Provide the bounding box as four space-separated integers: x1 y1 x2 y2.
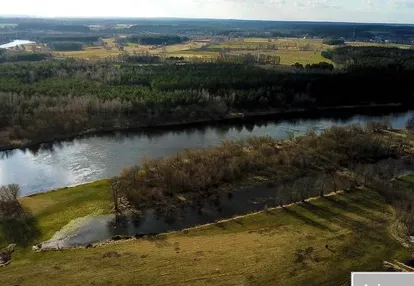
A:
364 120 389 133
322 38 345 45
0 184 22 219
406 116 414 130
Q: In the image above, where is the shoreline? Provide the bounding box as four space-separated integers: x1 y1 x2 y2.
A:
0 103 407 152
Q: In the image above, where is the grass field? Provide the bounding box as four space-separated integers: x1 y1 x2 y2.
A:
53 37 410 65
19 180 112 242
0 180 410 285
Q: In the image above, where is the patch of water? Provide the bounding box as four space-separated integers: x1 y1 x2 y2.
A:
0 40 35 49
40 184 278 248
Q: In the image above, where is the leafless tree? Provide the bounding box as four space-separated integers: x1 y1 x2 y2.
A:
315 174 327 197
275 184 286 208
0 184 23 219
111 178 121 214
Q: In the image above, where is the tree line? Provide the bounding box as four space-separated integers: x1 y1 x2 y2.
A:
48 42 84 51
0 50 50 63
322 46 414 69
120 35 189 46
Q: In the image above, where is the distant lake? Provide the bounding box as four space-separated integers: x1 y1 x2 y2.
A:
0 40 35 49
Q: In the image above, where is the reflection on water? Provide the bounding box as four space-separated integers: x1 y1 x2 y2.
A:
1 107 413 195
42 184 278 248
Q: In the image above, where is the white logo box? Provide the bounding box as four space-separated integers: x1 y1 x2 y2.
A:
352 272 414 286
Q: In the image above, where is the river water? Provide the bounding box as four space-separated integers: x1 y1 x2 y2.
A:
1 108 413 196
0 40 35 49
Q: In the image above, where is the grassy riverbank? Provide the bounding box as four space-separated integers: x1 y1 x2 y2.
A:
0 180 112 248
1 187 410 285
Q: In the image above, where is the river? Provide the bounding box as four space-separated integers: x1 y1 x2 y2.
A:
0 40 35 49
1 108 413 196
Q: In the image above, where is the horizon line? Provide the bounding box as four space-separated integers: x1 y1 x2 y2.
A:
0 15 413 26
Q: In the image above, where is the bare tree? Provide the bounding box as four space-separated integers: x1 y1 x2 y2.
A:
0 184 22 219
111 178 121 214
315 174 327 197
406 116 414 131
275 184 286 208
329 171 338 193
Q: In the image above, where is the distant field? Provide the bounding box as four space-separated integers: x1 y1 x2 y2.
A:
53 48 120 59
53 37 408 65
346 41 412 49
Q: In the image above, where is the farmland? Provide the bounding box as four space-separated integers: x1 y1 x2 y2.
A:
53 37 337 65
51 36 413 65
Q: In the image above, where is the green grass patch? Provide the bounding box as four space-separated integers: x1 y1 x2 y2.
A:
19 180 112 242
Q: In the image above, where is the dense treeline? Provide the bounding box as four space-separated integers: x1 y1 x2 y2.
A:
2 18 414 43
118 54 162 64
16 23 91 33
39 35 100 44
125 35 189 46
48 42 84 51
0 50 50 63
292 62 334 71
322 46 414 68
0 46 414 149
322 38 345 45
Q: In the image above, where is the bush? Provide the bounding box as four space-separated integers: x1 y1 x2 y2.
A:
322 38 345 45
364 120 390 133
406 116 414 130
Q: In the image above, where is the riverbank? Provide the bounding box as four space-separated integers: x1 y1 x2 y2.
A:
0 103 406 152
19 180 112 244
1 183 411 285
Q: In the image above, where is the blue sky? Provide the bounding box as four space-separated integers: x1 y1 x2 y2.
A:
1 0 414 23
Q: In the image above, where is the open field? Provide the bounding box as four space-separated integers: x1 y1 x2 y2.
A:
52 37 334 63
0 180 411 285
210 37 328 51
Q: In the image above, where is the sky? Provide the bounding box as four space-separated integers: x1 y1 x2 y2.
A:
1 0 414 23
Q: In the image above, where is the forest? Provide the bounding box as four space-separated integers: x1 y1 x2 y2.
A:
0 50 50 63
48 42 84 51
0 45 413 150
322 46 414 68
